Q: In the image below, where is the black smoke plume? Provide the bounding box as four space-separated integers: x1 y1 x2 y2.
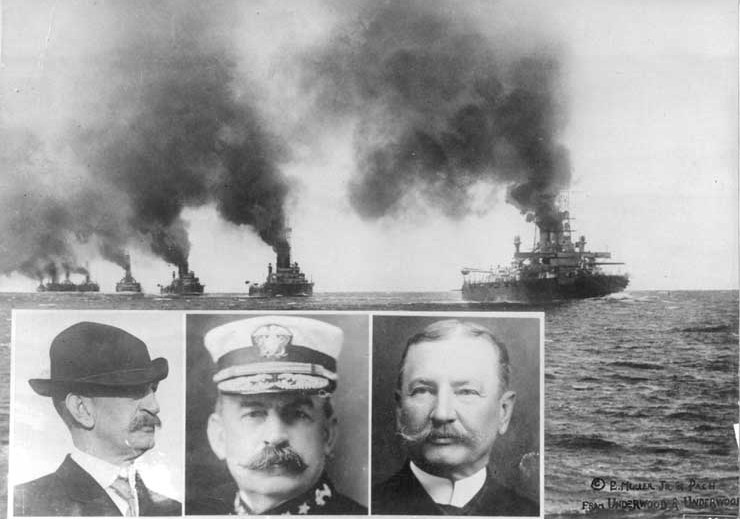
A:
1 0 289 280
303 1 571 230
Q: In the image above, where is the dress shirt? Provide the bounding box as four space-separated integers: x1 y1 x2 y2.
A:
70 447 139 516
410 461 487 508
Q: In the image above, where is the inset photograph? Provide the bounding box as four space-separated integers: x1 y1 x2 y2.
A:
185 313 369 515
10 311 185 517
371 313 542 517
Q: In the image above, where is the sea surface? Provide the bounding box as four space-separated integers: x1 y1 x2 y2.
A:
0 290 737 518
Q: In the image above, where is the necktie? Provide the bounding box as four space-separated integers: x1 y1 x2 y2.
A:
110 474 137 517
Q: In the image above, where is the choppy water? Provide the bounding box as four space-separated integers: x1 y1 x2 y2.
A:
0 290 737 518
545 291 738 518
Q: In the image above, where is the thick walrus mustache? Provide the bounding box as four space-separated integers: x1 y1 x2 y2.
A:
129 413 161 431
241 445 308 473
397 421 480 446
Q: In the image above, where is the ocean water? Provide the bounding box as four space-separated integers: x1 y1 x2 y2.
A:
545 291 739 518
0 290 737 518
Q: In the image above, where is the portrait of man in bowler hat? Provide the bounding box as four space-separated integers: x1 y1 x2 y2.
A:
185 314 368 516
11 312 183 517
371 315 541 517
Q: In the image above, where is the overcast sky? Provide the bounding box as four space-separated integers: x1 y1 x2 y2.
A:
1 0 737 292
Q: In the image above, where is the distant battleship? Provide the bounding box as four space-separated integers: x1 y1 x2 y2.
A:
159 261 204 295
37 266 100 293
248 231 313 297
115 254 142 293
461 211 628 303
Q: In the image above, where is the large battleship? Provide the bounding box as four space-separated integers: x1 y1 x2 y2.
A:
248 231 313 297
37 266 100 292
159 261 204 295
461 211 628 303
115 254 142 293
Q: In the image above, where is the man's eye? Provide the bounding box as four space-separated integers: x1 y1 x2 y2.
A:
242 410 267 419
456 388 481 397
285 409 313 421
409 387 432 396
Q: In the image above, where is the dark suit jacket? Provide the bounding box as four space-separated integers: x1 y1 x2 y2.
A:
372 461 539 516
14 455 182 517
187 473 367 516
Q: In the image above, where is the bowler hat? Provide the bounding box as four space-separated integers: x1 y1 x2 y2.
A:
29 321 169 397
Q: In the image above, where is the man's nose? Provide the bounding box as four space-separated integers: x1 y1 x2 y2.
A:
140 388 160 415
262 412 289 446
430 387 456 424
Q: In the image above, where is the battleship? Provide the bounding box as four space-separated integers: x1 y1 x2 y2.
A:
115 254 142 293
159 261 204 295
37 266 100 292
461 211 628 303
248 231 313 297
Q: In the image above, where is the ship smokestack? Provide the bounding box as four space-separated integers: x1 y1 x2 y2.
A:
514 236 521 253
124 253 132 278
276 228 292 269
179 261 188 279
48 263 58 284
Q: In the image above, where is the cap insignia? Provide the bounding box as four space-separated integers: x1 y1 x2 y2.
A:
252 324 292 358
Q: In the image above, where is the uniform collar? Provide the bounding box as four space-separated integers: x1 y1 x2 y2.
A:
234 473 337 515
410 461 487 507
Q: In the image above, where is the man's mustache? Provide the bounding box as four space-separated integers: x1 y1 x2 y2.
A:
241 445 308 473
129 413 161 431
397 421 479 447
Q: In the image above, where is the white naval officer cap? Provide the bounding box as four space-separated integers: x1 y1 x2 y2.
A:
204 315 344 394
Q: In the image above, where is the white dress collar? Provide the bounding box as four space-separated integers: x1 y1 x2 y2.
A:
410 461 487 507
70 447 138 515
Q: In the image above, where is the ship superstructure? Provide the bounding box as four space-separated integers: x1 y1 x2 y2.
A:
461 211 628 303
160 261 204 295
115 254 142 293
248 230 313 297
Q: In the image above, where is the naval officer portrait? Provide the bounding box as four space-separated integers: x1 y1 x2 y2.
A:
11 311 184 516
371 315 541 516
185 314 368 515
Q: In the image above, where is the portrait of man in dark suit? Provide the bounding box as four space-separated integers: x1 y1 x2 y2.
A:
12 313 183 517
372 315 541 516
185 314 368 516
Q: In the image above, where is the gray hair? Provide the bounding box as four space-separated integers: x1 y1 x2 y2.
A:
395 319 511 393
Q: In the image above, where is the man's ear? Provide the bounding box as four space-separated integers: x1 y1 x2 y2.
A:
65 393 95 429
497 390 517 435
207 413 227 461
323 415 338 456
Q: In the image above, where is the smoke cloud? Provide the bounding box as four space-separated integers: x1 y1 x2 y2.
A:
1 0 289 280
302 1 571 230
2 0 572 284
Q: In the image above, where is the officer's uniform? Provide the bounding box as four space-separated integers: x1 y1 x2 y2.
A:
187 315 367 516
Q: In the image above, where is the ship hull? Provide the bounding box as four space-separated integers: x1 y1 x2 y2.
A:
37 283 99 292
249 282 314 297
462 274 629 303
160 280 204 296
116 283 142 293
161 287 204 296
